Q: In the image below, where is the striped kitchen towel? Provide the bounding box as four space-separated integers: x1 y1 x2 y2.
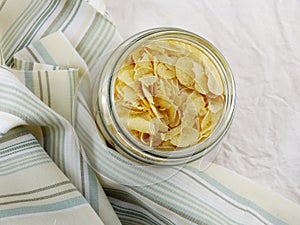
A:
0 0 299 224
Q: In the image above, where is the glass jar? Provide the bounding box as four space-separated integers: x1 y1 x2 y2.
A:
94 27 236 166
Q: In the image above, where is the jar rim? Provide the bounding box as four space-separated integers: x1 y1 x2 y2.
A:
98 27 236 165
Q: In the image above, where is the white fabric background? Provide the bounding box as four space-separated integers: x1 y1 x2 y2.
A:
104 0 300 204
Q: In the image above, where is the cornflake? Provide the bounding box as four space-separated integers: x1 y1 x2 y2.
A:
114 40 225 151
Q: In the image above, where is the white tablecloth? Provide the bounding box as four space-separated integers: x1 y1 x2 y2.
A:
104 0 300 204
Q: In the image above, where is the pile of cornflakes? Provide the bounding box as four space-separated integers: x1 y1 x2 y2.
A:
114 40 224 150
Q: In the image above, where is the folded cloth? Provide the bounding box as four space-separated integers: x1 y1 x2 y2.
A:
0 1 299 225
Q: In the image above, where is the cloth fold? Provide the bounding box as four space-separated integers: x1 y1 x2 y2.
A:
1 0 299 225
0 126 104 225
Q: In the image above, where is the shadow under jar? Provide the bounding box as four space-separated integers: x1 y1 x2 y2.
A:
94 27 236 166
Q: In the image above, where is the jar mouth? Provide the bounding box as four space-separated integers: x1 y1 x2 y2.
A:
99 27 236 165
